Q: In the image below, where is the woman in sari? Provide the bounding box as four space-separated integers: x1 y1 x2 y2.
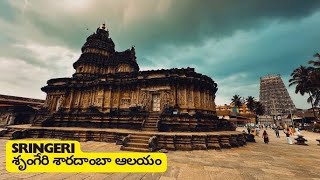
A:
262 130 269 144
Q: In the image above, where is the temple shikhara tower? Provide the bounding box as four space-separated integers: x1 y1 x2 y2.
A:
259 74 296 115
0 25 246 152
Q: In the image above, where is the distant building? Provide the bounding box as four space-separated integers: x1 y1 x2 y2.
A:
216 103 255 125
0 94 44 109
259 74 295 115
293 107 319 124
216 103 251 115
216 103 251 116
0 94 45 126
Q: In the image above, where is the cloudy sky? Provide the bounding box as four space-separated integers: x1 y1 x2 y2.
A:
0 0 319 109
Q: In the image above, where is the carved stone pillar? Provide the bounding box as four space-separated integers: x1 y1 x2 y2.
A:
77 91 82 109
112 90 119 108
68 90 74 110
47 95 53 112
179 86 187 113
200 91 204 110
205 91 208 110
103 88 110 108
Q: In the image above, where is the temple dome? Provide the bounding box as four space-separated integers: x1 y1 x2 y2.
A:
81 25 115 54
72 25 139 77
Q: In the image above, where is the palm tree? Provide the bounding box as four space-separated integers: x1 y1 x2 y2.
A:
289 65 318 120
250 101 264 124
246 96 256 123
231 95 243 108
254 101 265 116
308 53 320 67
246 96 255 112
312 89 320 107
231 95 243 115
309 53 320 109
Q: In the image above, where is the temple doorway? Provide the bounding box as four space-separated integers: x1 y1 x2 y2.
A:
152 94 161 112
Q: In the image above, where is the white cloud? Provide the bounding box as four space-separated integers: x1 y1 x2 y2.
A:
13 42 78 73
0 57 48 98
0 42 78 99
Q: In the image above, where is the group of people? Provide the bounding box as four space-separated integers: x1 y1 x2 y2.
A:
283 126 300 144
245 124 301 145
245 125 270 144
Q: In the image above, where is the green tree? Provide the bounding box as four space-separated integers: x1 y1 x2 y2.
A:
289 65 318 120
246 96 256 122
254 101 265 116
309 53 320 67
308 53 320 108
231 95 243 108
253 101 265 124
246 96 255 112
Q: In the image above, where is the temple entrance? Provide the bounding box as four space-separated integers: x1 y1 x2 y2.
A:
152 94 161 112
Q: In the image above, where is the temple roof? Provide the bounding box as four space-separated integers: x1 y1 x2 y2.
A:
73 25 139 72
81 26 115 53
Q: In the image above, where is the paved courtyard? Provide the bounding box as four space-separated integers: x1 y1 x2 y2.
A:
0 128 320 180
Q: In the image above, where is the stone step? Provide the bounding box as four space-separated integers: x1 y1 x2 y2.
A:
130 134 151 137
129 135 151 140
130 139 149 144
144 127 157 130
120 146 150 152
142 128 157 131
3 130 15 133
147 118 158 121
144 124 157 128
3 134 13 137
145 121 157 124
142 126 157 130
144 123 157 126
0 131 14 139
145 124 157 127
145 120 157 123
148 115 159 117
129 138 150 142
144 124 156 127
126 142 149 149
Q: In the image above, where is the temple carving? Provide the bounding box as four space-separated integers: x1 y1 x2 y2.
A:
38 24 235 132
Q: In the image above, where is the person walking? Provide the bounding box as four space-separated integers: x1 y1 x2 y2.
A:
295 127 301 136
247 126 251 134
256 126 260 137
262 130 269 144
275 127 280 138
284 128 292 144
290 126 295 136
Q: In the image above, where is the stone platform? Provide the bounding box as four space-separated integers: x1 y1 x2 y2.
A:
1 124 246 152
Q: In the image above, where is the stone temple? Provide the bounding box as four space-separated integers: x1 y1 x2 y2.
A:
1 25 246 152
259 74 296 115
